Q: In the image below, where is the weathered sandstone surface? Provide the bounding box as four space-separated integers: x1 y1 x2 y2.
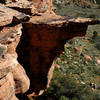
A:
0 25 30 100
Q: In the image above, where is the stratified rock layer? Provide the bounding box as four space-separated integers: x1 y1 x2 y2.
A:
0 25 30 100
0 0 100 98
0 4 30 26
5 0 50 15
0 72 18 100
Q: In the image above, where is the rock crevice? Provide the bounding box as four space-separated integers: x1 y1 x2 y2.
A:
0 0 100 99
16 15 99 94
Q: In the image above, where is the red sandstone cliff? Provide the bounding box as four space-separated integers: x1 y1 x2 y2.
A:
0 0 100 99
16 13 100 95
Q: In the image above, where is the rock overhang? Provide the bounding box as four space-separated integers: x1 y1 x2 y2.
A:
16 14 100 95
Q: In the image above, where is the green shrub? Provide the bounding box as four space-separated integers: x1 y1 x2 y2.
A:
94 92 100 100
92 31 98 40
96 42 100 50
59 96 69 100
41 73 95 100
93 66 100 75
71 97 78 100
88 14 96 18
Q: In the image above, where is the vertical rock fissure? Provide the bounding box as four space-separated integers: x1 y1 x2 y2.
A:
16 22 88 94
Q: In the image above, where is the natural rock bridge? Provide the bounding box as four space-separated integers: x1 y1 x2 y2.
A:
0 0 100 100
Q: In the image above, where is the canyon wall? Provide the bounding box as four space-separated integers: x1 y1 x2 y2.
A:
16 14 100 95
0 0 100 99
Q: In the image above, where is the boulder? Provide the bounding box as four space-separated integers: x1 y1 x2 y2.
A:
0 44 7 56
0 72 18 100
83 54 92 61
5 0 51 15
95 58 100 64
74 46 83 55
6 0 36 15
0 53 30 99
0 7 12 26
12 63 30 94
0 4 30 26
0 24 22 44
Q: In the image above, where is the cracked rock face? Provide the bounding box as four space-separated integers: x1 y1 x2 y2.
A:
5 0 50 15
16 13 100 95
0 0 100 99
0 24 30 100
16 14 92 94
0 4 30 26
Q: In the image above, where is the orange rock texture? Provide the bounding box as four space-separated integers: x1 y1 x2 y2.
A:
0 0 100 98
